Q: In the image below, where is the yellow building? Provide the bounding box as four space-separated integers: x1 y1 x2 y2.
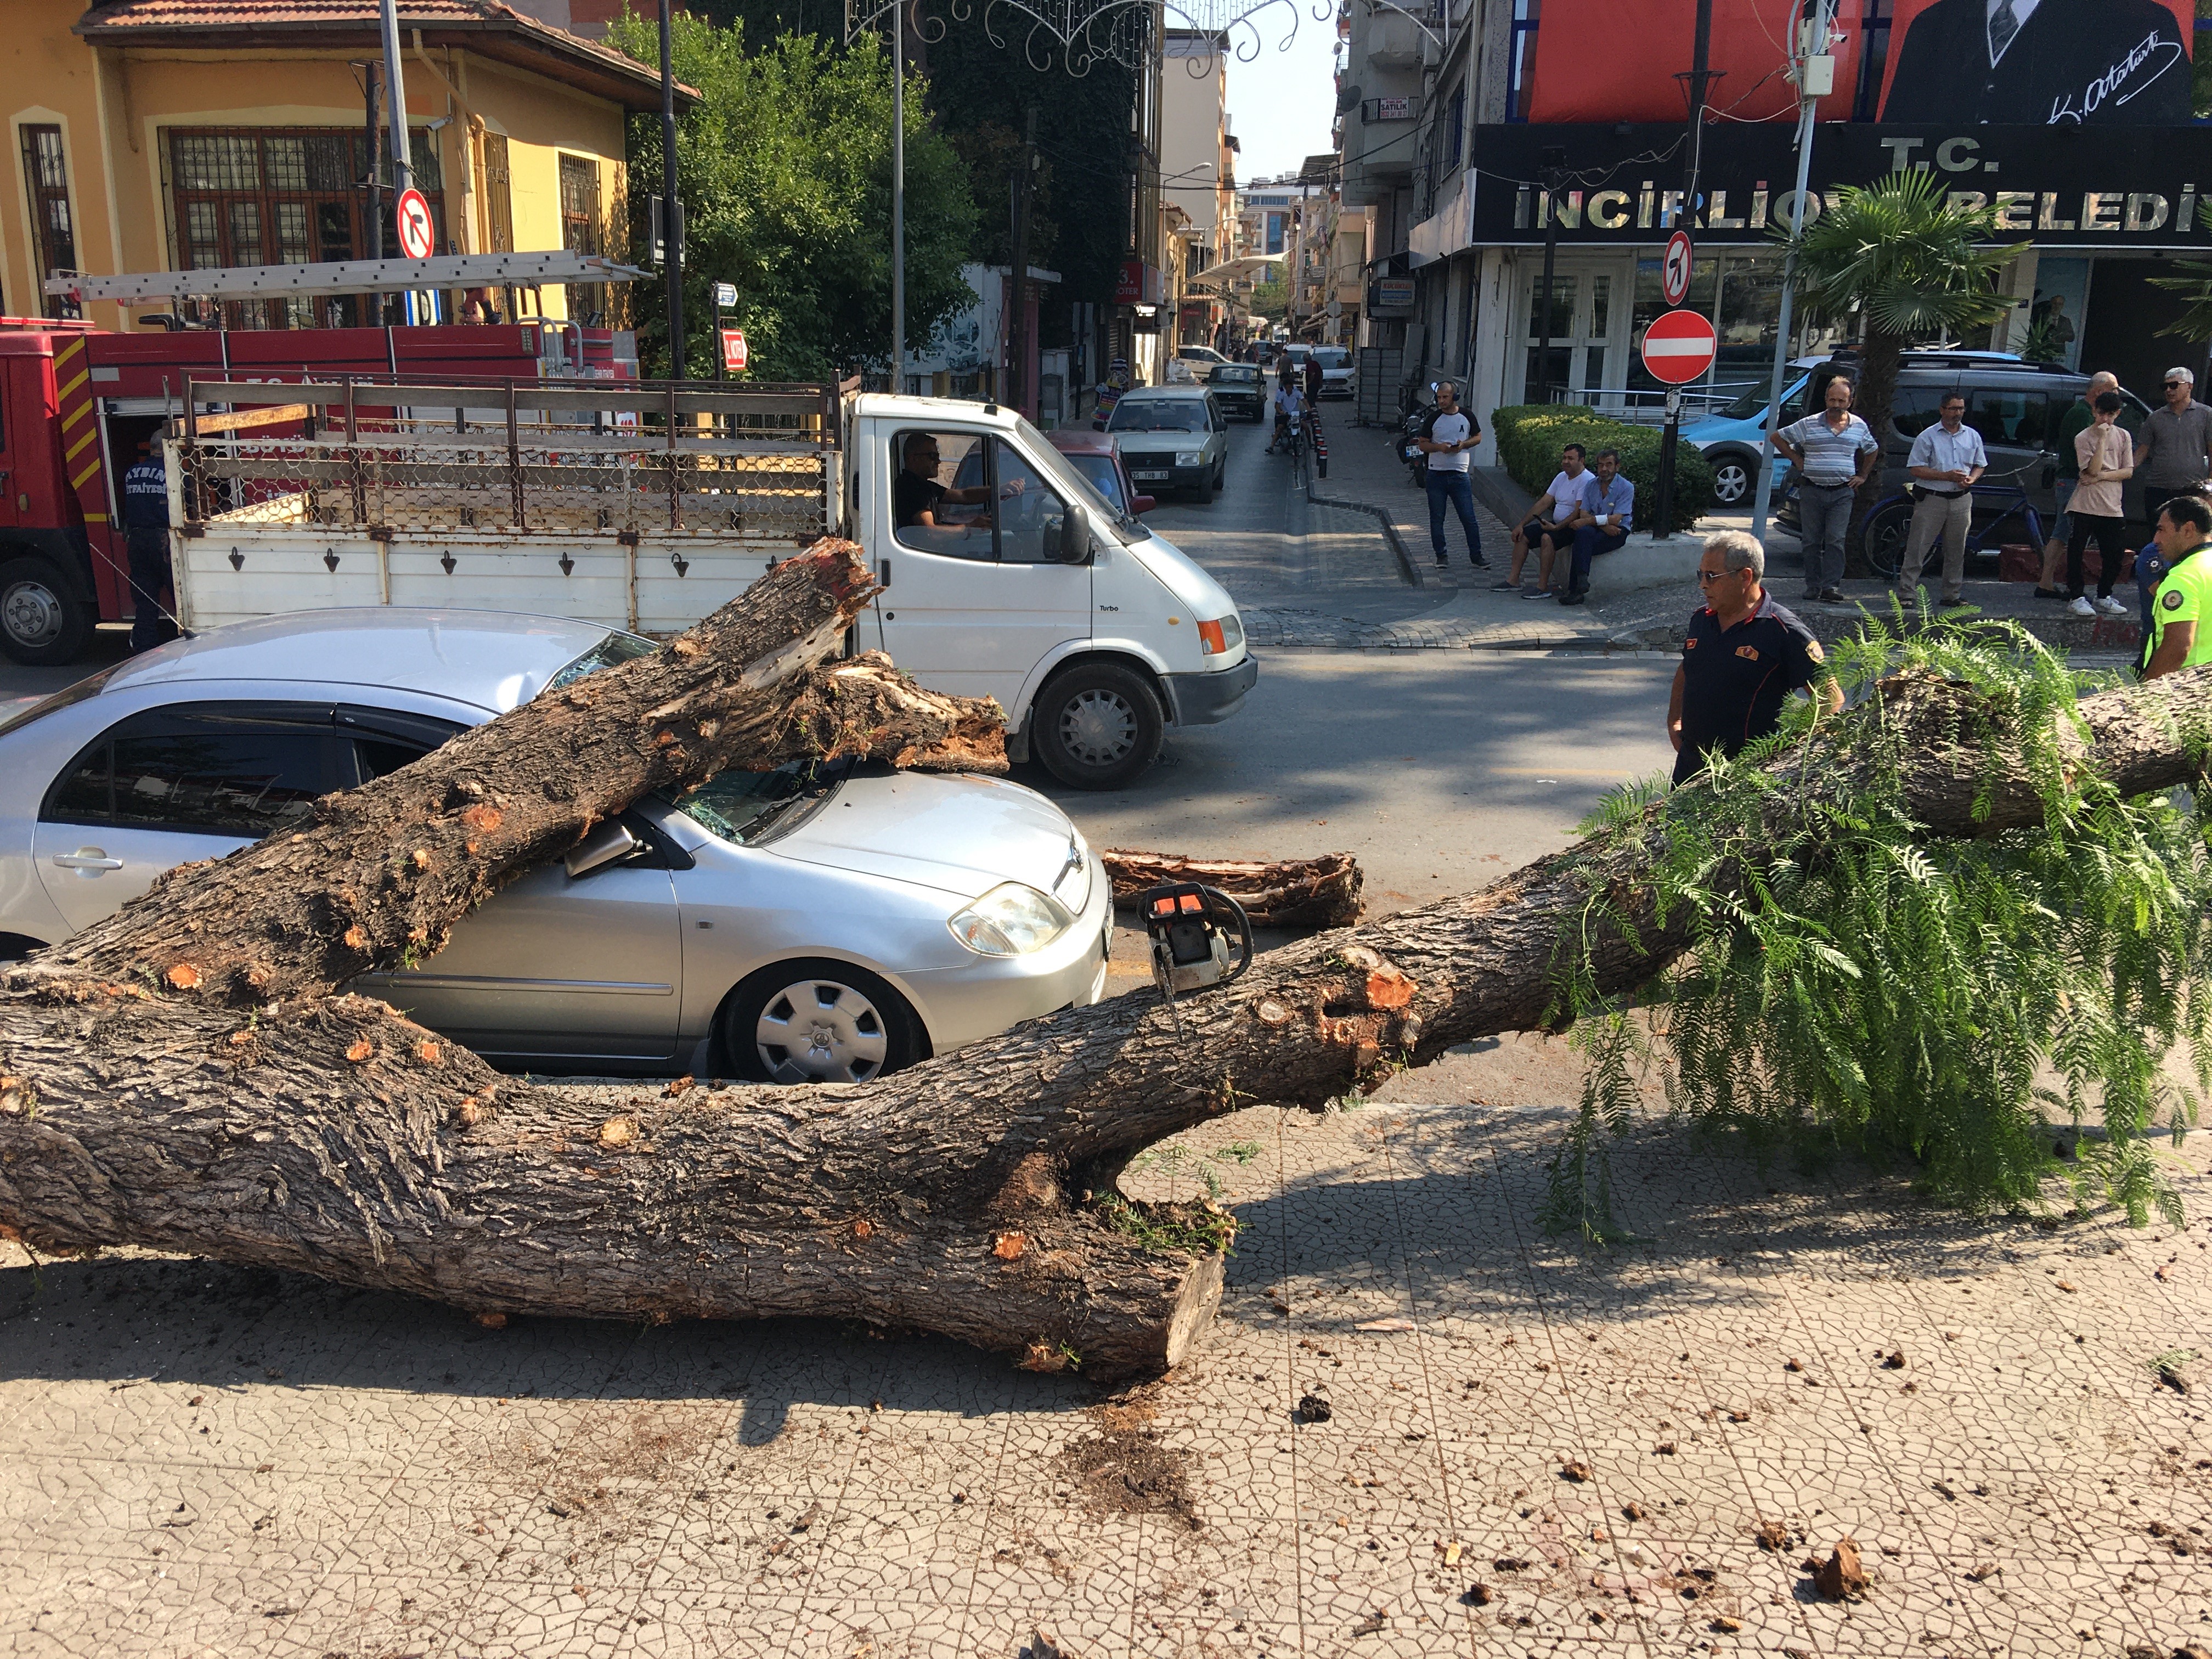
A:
4 0 684 331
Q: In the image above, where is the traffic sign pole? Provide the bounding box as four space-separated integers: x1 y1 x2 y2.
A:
1640 309 1718 542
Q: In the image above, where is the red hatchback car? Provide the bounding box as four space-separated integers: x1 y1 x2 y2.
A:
1047 428 1157 519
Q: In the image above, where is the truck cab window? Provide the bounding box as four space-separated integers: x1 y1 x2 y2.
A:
990 444 1070 565
891 429 996 561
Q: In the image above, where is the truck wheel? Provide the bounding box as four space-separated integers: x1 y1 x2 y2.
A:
719 958 922 1085
0 559 93 667
1034 661 1164 791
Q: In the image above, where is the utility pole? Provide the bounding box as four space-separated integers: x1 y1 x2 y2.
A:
1534 145 1566 404
377 0 412 323
891 0 906 389
658 0 685 376
1008 106 1037 415
1750 0 1841 546
1652 0 1715 540
363 63 383 263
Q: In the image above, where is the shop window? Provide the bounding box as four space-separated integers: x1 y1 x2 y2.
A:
19 125 80 320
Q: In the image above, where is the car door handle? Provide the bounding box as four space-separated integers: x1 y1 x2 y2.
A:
53 850 124 871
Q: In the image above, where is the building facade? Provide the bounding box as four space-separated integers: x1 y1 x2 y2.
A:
1338 0 2212 456
4 0 679 333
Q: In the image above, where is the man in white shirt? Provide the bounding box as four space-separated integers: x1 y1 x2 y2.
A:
1267 381 1306 455
1898 390 1988 611
1415 381 1487 570
1499 443 1594 598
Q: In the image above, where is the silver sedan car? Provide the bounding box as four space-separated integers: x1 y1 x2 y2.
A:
0 610 1110 1080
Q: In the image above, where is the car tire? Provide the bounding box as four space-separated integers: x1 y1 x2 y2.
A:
719 958 923 1086
1211 456 1226 495
1708 454 1753 507
1034 659 1164 791
1859 498 1912 581
0 558 93 667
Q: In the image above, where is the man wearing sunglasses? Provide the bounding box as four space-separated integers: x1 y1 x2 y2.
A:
1668 532 1843 788
2134 368 2212 538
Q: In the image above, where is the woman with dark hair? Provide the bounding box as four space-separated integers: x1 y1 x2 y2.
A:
2067 390 2135 618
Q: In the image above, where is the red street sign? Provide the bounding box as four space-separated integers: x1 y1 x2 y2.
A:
1640 308 1717 385
1661 230 1694 307
394 187 436 261
719 328 748 373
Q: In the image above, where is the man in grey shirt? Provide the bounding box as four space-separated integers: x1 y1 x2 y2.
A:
1773 377 1880 605
2134 366 2212 529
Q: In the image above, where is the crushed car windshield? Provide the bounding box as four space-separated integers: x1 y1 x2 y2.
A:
545 629 658 693
1108 401 1208 433
664 757 851 846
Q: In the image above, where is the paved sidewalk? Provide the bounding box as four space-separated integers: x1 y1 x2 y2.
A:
5 1080 2207 1657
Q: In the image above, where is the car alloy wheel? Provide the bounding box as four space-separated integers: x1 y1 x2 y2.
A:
731 965 917 1084
1711 459 1751 506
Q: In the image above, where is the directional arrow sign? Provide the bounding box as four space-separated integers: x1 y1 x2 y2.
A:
1640 308 1717 386
394 188 436 261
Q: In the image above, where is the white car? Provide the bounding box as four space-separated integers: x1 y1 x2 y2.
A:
1175 346 1231 382
0 610 1112 1081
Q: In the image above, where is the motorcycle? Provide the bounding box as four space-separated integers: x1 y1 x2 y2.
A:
1393 393 1436 488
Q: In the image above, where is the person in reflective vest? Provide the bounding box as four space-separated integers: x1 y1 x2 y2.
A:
2139 494 2212 681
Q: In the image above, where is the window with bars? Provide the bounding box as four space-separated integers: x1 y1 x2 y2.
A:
560 154 605 323
166 126 444 328
482 132 514 253
20 126 81 320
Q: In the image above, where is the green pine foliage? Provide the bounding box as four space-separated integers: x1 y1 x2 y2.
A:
607 13 978 379
1543 614 2212 1239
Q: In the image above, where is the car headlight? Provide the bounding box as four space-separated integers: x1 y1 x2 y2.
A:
949 882 1075 956
1176 450 1206 466
1197 613 1244 656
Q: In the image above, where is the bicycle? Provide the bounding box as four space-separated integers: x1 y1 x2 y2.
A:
1853 459 2048 582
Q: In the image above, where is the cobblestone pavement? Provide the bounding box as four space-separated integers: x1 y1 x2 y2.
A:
5 1094 2207 1657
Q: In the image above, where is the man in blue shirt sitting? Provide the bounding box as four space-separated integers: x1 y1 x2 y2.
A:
1558 448 1634 607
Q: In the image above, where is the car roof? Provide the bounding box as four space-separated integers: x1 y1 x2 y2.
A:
101 608 623 714
1116 385 1212 400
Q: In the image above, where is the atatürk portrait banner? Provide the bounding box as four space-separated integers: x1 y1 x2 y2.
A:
1467 123 2212 250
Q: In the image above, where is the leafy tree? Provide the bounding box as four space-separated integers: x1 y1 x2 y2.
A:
1248 279 1287 320
1773 171 2024 529
607 12 978 379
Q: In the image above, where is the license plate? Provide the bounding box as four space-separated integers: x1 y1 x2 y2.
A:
1132 470 1170 481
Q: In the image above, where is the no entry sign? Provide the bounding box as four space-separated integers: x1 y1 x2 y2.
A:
394 188 436 261
1640 308 1717 385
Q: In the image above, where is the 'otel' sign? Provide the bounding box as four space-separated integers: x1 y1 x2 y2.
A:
1640 308 1717 385
395 188 436 261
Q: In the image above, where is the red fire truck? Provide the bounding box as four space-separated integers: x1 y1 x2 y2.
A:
0 315 636 665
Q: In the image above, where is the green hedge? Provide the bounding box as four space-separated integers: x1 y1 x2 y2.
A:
1490 404 1714 535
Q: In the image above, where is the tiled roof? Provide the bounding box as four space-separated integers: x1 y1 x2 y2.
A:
74 0 694 109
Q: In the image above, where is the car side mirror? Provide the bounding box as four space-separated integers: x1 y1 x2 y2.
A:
565 819 641 878
1051 508 1093 565
1131 494 1156 516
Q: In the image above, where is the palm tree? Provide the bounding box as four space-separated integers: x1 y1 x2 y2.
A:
2147 203 2212 360
1775 171 2027 534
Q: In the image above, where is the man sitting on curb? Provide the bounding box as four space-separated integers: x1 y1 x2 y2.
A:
1497 442 1591 599
1558 447 1634 608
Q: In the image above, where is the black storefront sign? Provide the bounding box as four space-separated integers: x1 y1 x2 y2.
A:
1469 123 2212 250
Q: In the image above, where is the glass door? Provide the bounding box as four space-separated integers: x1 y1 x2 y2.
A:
1519 258 1632 407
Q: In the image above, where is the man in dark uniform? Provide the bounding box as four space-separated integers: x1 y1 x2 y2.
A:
1882 0 2188 125
1669 531 1843 786
120 435 176 653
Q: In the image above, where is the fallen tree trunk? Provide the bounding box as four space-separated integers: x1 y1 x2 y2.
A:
1102 848 1363 929
5 560 2211 1374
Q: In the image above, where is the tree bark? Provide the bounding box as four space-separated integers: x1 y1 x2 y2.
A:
1102 849 1363 929
4 544 2211 1378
